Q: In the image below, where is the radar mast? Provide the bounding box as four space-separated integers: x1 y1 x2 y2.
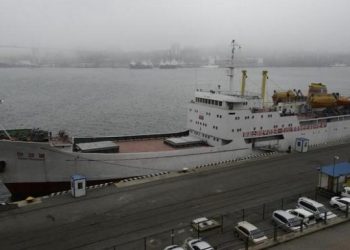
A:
228 40 241 93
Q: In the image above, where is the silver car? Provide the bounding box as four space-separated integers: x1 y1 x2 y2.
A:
272 210 302 232
164 245 185 250
286 208 316 226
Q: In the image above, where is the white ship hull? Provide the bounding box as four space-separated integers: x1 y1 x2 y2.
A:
0 132 253 198
2 114 350 198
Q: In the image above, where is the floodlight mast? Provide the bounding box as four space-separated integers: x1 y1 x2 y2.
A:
0 100 12 140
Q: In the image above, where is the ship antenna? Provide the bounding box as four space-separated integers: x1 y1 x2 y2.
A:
228 40 241 93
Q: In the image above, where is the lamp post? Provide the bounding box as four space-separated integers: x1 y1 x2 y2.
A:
0 99 12 140
333 155 340 193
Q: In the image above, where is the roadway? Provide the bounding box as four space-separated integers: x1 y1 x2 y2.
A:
0 143 349 250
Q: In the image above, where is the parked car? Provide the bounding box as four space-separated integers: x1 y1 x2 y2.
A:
186 239 214 250
272 210 302 232
330 196 350 211
191 217 220 232
297 197 337 220
234 221 267 244
341 186 350 197
286 208 317 226
164 245 185 250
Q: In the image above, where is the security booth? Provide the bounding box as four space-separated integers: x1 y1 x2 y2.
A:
295 138 309 153
71 175 86 197
318 162 350 194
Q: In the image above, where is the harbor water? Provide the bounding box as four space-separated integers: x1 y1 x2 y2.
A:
1 67 350 136
0 66 350 201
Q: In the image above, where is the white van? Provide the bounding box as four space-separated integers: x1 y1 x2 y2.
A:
234 221 267 244
297 197 337 220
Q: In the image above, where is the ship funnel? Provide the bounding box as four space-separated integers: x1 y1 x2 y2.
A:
261 70 268 105
241 70 247 96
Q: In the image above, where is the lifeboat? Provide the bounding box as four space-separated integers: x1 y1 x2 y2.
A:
308 83 328 96
272 90 296 104
308 94 337 108
337 96 350 106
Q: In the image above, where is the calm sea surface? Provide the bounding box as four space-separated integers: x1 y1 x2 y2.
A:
1 67 350 136
0 66 350 201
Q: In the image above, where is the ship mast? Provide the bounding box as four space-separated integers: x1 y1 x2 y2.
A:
228 40 241 93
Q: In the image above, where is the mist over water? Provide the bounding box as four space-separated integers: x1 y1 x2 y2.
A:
0 67 350 137
1 0 350 53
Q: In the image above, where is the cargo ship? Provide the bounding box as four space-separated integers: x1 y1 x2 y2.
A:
1 40 350 199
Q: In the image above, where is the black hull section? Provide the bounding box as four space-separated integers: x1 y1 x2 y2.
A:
5 179 119 201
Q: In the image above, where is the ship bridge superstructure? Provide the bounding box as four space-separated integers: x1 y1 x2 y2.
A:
194 90 263 111
186 88 294 147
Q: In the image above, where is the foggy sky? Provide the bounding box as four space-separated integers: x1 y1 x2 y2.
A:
1 0 349 53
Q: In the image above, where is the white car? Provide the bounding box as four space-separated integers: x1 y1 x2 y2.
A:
297 197 337 220
234 221 267 244
186 239 214 250
191 217 220 232
163 245 185 250
330 196 350 211
341 186 350 197
286 208 316 226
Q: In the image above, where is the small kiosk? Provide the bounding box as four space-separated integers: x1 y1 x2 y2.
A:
295 138 309 153
71 175 86 197
319 162 350 194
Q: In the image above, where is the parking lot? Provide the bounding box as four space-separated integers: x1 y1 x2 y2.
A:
105 189 349 250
